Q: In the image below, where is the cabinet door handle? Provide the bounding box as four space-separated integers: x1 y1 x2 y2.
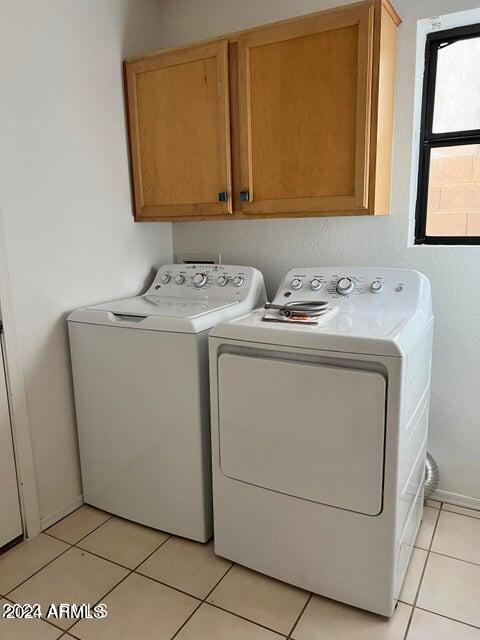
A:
240 190 249 202
218 191 228 202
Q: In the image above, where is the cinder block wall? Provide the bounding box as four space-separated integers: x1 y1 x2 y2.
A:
427 151 480 236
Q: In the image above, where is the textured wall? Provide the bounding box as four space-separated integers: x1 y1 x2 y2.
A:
0 0 173 526
169 0 480 502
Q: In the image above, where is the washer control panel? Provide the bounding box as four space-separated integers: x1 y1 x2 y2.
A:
147 264 260 301
274 267 432 315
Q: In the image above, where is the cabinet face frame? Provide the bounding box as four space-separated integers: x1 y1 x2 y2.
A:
125 40 232 219
236 4 374 215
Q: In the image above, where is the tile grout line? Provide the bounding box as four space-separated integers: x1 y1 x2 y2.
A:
418 498 480 623
66 568 136 639
19 513 121 633
4 542 75 598
1 589 78 635
43 503 87 532
441 500 480 516
205 601 287 637
40 511 180 631
424 548 480 568
415 605 480 629
131 534 172 571
71 533 172 574
68 538 233 640
413 605 480 630
398 545 480 610
402 501 443 640
132 570 205 602
2 517 90 598
45 512 114 546
66 534 176 638
3 511 129 635
287 592 313 639
39 561 134 635
441 508 480 522
1 542 78 634
71 546 137 573
43 531 77 544
169 560 236 640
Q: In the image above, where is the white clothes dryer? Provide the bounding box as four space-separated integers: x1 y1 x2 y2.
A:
209 267 433 615
68 264 265 542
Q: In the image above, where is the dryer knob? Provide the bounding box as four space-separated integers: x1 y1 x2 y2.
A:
310 279 322 291
336 277 355 296
370 280 383 293
174 274 185 284
291 278 302 290
217 275 228 286
232 276 244 287
193 273 208 288
160 274 171 284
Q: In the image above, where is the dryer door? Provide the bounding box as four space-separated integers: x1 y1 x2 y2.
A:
218 353 386 515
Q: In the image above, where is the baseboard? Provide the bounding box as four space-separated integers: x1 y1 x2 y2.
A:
431 489 480 511
40 494 84 531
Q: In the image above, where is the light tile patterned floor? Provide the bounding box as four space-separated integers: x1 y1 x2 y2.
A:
0 501 479 639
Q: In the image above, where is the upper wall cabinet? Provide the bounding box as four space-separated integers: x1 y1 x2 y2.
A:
125 41 232 218
124 0 401 221
237 5 371 215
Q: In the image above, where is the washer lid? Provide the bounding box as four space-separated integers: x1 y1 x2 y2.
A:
87 295 238 319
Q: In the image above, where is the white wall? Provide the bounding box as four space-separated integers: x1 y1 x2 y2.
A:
168 0 480 503
0 0 172 527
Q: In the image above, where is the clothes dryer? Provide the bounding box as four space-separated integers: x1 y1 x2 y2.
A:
209 267 433 614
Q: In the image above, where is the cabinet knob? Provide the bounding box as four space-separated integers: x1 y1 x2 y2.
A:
218 191 227 202
240 190 250 202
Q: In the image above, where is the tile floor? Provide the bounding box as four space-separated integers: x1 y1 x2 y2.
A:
1 500 480 639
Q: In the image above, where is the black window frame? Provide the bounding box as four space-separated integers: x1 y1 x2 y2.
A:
415 22 480 245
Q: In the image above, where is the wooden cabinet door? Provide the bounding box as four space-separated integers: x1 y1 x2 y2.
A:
125 41 232 219
236 5 374 215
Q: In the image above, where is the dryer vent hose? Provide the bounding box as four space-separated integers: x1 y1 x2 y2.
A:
424 453 440 498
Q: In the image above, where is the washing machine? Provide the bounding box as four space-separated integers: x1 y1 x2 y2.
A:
68 264 265 542
209 267 433 615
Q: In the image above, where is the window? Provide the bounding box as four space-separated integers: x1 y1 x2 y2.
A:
415 23 480 244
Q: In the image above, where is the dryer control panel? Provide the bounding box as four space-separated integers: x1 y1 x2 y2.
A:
274 267 432 316
147 264 266 303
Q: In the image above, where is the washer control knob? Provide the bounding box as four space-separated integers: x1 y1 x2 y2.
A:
193 273 208 288
370 280 383 293
336 277 355 296
232 276 244 287
174 274 185 284
217 275 228 287
310 279 322 291
291 278 302 290
160 274 171 284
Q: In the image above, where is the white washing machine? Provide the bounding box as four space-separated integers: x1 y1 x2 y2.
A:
68 264 265 542
209 267 433 615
